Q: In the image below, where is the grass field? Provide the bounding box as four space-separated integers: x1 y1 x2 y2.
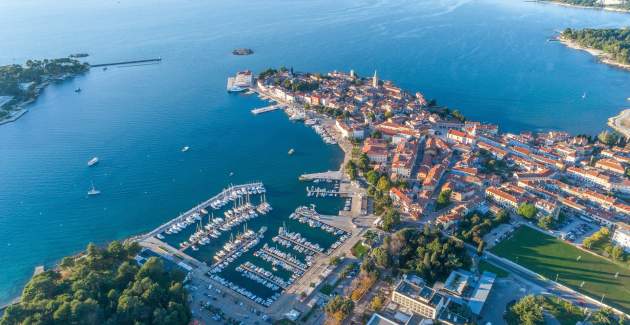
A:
491 226 630 313
478 260 509 278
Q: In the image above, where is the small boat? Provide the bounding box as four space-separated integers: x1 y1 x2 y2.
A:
181 146 190 152
87 157 99 167
74 88 81 93
87 182 100 196
582 92 587 99
288 148 295 155
229 171 235 176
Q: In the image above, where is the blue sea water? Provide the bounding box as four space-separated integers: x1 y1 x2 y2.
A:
1 0 630 303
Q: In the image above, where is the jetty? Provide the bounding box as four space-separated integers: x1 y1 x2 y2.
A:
90 58 162 68
240 262 288 289
251 105 284 115
299 170 342 181
145 182 264 238
276 233 321 255
258 246 307 272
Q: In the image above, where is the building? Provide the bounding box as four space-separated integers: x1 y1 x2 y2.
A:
485 186 522 210
612 222 630 253
366 313 398 325
335 119 365 139
392 278 447 319
447 129 475 145
363 138 389 163
596 158 626 175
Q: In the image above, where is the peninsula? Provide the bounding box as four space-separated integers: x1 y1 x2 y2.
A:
0 58 89 125
3 68 630 325
609 108 630 138
559 28 630 70
540 0 630 12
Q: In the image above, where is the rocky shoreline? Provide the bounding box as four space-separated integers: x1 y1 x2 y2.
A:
608 108 630 138
557 35 630 72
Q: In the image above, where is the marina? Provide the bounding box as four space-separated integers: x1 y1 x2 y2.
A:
135 181 350 309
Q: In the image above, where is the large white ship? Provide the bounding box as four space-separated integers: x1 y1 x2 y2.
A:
226 70 253 92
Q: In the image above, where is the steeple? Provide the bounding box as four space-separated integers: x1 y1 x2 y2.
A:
372 70 378 88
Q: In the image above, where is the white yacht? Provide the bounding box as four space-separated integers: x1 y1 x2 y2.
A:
87 157 99 167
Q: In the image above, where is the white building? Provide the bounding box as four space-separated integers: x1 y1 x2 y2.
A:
612 222 630 253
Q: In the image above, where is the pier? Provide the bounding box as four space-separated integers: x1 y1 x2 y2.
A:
90 58 162 68
251 104 284 115
240 263 288 289
259 246 307 272
276 234 321 255
306 186 349 197
299 170 342 181
145 182 264 238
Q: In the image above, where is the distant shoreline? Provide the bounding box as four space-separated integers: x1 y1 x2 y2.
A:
557 35 630 72
537 0 630 13
608 108 630 138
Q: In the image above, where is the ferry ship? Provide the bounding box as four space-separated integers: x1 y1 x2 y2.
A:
226 70 253 92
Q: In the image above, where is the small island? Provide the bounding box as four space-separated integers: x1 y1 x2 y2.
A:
0 58 89 125
232 48 254 56
559 28 630 70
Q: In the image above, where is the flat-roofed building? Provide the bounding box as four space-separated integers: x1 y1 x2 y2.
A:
613 222 630 253
392 279 447 319
366 313 398 325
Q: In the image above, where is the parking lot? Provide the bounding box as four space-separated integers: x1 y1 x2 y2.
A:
484 221 517 249
554 217 598 244
188 277 271 325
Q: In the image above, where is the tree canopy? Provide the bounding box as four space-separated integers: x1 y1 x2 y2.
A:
0 242 190 325
377 227 470 284
517 203 538 219
504 295 545 325
562 28 630 65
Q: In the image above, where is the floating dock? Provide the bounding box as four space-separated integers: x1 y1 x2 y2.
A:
277 233 321 255
251 105 284 115
259 246 307 272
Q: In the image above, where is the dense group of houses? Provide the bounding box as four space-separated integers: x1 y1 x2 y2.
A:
257 69 630 245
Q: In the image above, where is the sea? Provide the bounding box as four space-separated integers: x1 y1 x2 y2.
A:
1 0 630 304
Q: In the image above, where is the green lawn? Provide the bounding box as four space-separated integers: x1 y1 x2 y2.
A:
351 241 369 258
491 226 630 313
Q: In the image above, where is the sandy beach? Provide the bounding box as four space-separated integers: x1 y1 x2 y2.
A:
558 36 630 72
608 108 630 138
